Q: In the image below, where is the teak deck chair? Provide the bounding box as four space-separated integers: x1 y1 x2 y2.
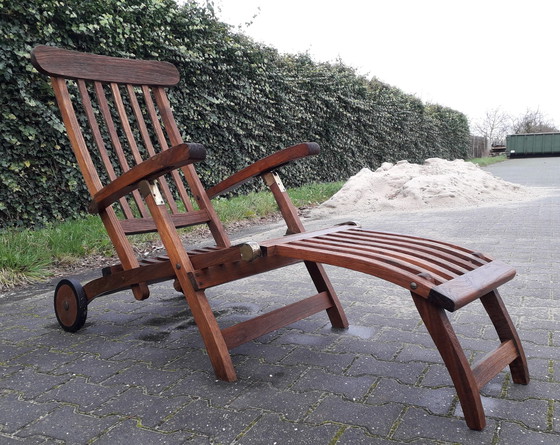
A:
31 45 529 430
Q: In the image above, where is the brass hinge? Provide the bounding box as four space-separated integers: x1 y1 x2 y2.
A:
262 171 286 192
139 180 164 205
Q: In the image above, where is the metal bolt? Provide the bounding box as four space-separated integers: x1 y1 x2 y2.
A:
410 282 418 290
176 263 181 270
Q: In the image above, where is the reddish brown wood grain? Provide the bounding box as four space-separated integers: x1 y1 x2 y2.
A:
89 143 205 213
36 46 529 430
207 142 320 199
31 45 179 86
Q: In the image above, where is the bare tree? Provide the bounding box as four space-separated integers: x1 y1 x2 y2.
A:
472 108 510 146
511 108 558 134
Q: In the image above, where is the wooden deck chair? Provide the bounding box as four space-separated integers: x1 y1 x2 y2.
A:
31 46 529 430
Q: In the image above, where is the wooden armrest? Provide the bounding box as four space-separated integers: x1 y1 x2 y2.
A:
206 142 320 199
89 143 205 213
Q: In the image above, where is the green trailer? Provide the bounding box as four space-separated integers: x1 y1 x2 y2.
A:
506 132 560 157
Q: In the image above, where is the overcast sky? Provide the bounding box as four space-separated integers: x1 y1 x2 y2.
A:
208 0 560 129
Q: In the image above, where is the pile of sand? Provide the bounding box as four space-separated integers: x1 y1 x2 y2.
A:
311 158 537 217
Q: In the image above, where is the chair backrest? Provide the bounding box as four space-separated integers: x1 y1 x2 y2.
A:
31 46 230 261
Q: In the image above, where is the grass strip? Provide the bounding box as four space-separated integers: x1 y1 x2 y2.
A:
0 181 343 290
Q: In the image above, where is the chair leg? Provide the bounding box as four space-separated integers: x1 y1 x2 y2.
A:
411 292 486 430
480 290 529 385
260 171 348 329
181 285 238 382
139 180 237 382
304 261 349 329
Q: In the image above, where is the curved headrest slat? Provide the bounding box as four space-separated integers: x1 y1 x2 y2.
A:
31 45 180 86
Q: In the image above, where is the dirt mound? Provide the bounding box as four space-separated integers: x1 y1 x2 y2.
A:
312 158 537 216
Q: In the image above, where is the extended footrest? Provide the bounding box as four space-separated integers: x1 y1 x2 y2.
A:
258 226 515 310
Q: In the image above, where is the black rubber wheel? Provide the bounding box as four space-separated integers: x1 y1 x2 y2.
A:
54 278 88 332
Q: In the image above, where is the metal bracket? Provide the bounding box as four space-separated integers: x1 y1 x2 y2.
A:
239 241 263 262
139 180 164 206
262 171 286 192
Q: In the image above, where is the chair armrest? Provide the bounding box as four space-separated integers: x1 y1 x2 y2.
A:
89 143 205 213
206 142 320 199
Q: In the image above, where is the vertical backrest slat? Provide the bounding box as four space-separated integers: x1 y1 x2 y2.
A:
152 87 230 248
127 85 179 214
50 77 103 194
94 81 148 218
110 83 143 164
109 83 149 217
142 85 194 212
33 46 231 251
77 80 135 219
51 76 142 281
93 82 130 172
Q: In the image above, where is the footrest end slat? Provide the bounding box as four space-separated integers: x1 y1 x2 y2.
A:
428 260 516 311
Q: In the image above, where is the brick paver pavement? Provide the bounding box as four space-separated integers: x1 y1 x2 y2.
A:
1 156 559 444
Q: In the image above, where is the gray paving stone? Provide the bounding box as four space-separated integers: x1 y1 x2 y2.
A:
272 331 337 349
164 346 240 374
65 337 139 359
109 343 185 368
306 395 403 436
232 357 306 389
455 396 550 430
94 386 192 428
230 341 295 363
0 433 50 444
291 368 376 400
100 363 183 394
36 376 119 412
0 368 71 399
420 363 453 387
506 378 560 400
235 413 340 444
368 378 456 415
51 354 130 383
0 392 58 434
375 327 436 349
13 347 82 373
393 406 496 443
358 312 420 332
395 344 443 364
280 347 354 373
162 371 253 406
77 321 134 339
0 364 25 380
523 357 553 381
336 426 444 444
91 419 195 444
0 327 44 343
0 343 35 362
347 355 426 385
160 399 260 443
498 421 560 445
230 384 322 421
329 336 401 360
17 405 119 444
29 330 89 350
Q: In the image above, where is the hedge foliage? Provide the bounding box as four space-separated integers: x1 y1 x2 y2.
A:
0 0 470 228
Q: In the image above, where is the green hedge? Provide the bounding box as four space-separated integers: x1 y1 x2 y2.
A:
0 0 470 228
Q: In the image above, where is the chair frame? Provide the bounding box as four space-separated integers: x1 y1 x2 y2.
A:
31 45 529 430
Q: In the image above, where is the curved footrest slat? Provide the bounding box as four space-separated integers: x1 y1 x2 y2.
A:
261 226 512 310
